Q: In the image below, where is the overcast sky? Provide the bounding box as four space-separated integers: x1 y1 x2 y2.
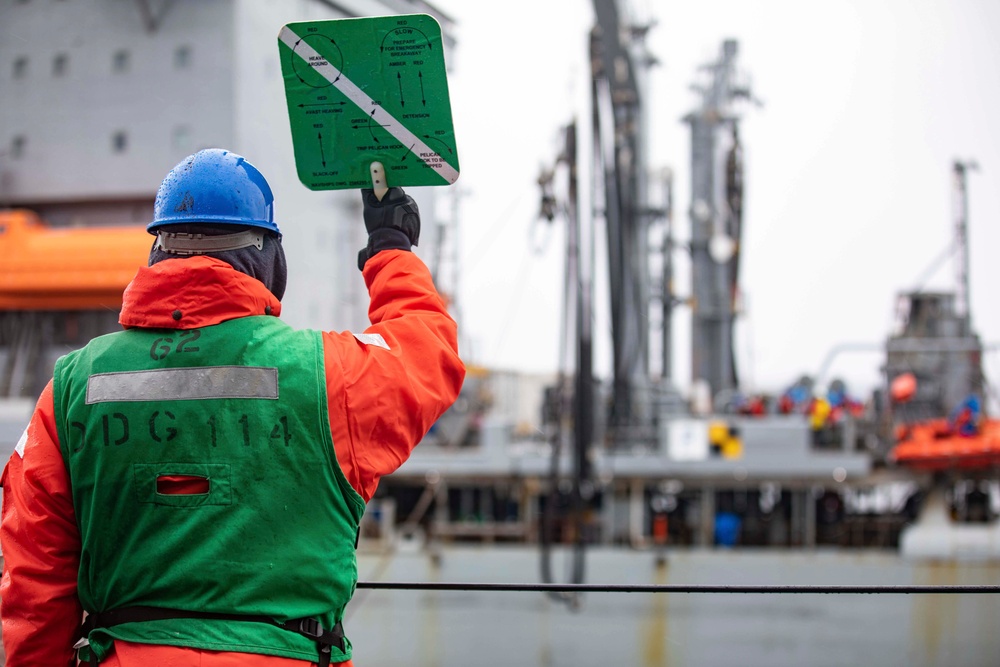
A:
431 0 1000 403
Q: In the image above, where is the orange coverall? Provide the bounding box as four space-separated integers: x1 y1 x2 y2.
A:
0 249 465 666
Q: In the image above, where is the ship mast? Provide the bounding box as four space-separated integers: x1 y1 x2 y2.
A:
952 159 978 327
590 0 658 444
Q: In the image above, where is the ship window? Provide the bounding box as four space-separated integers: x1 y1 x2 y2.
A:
13 56 28 79
53 53 68 76
11 135 26 158
172 125 191 151
112 49 129 73
112 131 128 153
174 45 191 69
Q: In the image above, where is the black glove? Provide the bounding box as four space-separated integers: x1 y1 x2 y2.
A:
357 187 421 270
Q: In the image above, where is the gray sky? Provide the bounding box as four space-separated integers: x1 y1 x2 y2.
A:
434 0 1000 403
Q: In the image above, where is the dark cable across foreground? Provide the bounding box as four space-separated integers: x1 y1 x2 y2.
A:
357 582 1000 595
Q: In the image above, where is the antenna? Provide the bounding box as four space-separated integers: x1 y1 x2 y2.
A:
953 159 979 325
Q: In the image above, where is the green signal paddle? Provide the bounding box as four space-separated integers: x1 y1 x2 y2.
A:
278 14 460 199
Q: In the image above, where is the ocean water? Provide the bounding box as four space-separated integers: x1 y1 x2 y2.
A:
348 546 1000 667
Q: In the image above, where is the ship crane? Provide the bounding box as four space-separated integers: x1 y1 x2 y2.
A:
536 0 659 602
685 39 759 408
585 16 761 440
538 3 759 590
589 0 659 445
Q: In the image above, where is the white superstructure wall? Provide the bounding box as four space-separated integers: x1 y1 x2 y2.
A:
0 0 236 207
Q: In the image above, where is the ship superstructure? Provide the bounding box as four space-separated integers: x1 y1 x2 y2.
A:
369 7 879 557
369 5 998 561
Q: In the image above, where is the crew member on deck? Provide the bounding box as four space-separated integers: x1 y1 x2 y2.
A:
950 393 983 437
0 149 465 666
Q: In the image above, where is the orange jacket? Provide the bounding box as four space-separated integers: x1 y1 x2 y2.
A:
0 250 465 666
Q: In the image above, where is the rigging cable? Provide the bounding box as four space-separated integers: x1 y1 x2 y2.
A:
538 121 588 608
356 581 1000 595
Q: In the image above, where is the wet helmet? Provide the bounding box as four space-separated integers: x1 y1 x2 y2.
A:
148 148 280 236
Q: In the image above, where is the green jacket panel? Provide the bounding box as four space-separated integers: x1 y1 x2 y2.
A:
54 316 365 662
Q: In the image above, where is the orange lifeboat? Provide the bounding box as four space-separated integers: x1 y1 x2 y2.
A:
0 209 150 310
890 418 1000 471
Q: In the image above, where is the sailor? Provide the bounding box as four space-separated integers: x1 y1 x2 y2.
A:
0 148 465 666
950 393 983 437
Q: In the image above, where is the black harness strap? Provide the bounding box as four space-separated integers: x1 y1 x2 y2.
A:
80 606 343 667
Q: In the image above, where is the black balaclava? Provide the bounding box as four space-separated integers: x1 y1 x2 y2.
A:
148 224 288 301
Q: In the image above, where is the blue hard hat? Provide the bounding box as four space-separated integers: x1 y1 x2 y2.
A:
148 149 280 236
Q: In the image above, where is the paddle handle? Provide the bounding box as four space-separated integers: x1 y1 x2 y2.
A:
370 162 388 201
